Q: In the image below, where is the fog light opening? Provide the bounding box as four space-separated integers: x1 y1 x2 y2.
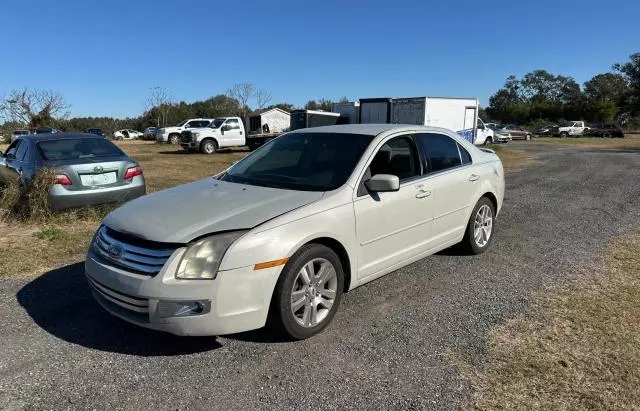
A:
157 300 211 318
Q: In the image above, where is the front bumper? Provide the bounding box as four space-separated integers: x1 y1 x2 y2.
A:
85 248 283 336
494 134 511 143
50 177 145 210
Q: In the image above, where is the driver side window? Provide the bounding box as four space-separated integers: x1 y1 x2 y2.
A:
358 135 420 196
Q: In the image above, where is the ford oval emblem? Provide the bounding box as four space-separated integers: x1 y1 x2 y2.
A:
107 243 124 259
94 165 104 173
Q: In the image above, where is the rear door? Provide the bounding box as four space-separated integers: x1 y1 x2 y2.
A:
416 132 477 246
354 134 434 279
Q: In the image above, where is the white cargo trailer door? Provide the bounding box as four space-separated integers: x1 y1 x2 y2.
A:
361 102 389 123
464 107 476 130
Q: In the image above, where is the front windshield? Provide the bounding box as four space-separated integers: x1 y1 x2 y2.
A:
211 119 225 128
221 132 373 191
175 120 187 127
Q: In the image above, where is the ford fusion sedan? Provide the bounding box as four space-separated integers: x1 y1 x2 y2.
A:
0 133 145 210
85 124 504 340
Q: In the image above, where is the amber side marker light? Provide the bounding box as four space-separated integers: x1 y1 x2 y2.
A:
254 258 289 270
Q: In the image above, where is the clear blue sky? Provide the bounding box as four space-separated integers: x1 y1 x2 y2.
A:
1 0 638 118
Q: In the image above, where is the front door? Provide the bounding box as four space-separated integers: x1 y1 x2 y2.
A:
221 119 244 146
0 140 23 183
354 135 433 279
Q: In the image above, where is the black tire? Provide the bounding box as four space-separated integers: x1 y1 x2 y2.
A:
460 197 496 255
484 137 493 145
560 131 569 138
168 134 180 144
270 244 344 340
200 139 218 154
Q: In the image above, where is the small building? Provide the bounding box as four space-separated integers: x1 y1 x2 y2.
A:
246 108 290 134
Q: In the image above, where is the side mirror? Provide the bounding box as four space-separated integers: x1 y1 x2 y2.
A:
365 174 400 192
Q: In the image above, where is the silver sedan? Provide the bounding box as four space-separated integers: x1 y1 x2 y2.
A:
0 133 145 210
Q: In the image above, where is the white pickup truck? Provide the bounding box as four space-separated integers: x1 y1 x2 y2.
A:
156 118 215 144
553 121 588 137
180 117 282 154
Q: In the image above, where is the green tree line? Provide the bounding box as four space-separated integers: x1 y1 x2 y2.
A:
486 53 640 129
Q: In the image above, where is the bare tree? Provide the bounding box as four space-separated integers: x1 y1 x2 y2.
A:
0 88 70 127
226 82 255 118
255 89 272 109
144 86 173 127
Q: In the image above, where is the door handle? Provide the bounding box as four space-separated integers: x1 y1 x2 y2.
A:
415 189 431 199
469 174 479 182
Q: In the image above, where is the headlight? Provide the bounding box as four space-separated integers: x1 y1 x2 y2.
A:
175 231 247 279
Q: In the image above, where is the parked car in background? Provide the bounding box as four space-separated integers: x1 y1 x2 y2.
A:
86 124 504 339
11 129 31 142
552 121 588 137
585 123 624 138
492 127 512 143
0 133 145 210
113 129 143 140
534 125 556 136
156 119 215 144
143 127 157 140
499 125 532 140
87 128 106 137
34 126 59 134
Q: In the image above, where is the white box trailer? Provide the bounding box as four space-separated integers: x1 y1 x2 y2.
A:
389 96 492 145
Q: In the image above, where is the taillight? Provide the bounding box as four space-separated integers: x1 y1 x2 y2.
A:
54 174 72 186
124 165 143 180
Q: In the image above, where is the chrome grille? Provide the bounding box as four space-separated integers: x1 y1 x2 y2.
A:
93 226 176 275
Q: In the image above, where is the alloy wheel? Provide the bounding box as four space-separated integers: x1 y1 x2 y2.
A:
290 258 338 328
474 204 493 247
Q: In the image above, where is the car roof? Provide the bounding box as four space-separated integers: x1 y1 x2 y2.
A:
21 132 105 142
288 123 460 137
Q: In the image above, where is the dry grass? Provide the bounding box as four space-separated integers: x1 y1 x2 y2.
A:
0 141 247 277
461 231 640 410
486 144 535 171
534 133 640 149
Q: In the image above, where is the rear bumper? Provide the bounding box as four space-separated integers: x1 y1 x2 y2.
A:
50 177 145 210
85 248 281 336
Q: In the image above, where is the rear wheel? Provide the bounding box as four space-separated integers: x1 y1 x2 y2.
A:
200 139 218 154
271 244 344 340
460 197 495 255
169 134 180 144
560 131 569 138
484 136 493 145
525 133 531 140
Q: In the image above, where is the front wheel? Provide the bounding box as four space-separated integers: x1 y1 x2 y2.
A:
271 244 344 340
200 139 218 154
460 197 495 255
169 134 180 144
525 133 531 141
484 137 493 145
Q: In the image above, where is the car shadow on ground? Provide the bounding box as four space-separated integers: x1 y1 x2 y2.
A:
16 262 222 356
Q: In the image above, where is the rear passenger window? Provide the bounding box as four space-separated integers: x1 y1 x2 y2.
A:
458 144 472 165
416 133 462 173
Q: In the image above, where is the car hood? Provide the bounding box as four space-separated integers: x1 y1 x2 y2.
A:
102 178 324 243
